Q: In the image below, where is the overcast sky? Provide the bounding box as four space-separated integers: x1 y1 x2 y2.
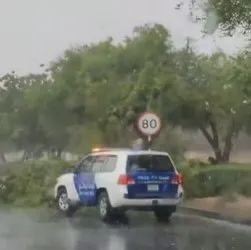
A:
0 0 248 75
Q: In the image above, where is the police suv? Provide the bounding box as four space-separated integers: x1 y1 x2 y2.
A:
54 148 184 222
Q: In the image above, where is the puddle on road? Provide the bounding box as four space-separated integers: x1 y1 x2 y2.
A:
0 208 250 250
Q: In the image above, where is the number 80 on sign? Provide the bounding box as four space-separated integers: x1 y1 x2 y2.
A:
136 112 162 137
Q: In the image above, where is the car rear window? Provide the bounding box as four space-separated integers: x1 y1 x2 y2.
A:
126 154 175 172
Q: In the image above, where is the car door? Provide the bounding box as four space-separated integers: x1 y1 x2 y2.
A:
73 156 97 205
93 154 118 204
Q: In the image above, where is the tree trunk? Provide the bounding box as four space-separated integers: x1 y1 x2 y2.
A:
22 151 34 161
22 151 29 161
56 148 62 159
213 148 224 163
47 148 55 159
200 125 225 164
200 119 236 164
200 125 220 163
0 153 6 163
222 120 236 163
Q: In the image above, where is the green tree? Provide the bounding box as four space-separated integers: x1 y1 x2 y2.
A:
208 0 251 33
0 74 26 161
119 45 250 163
48 24 174 150
1 24 249 164
0 74 49 159
160 51 250 163
187 0 251 34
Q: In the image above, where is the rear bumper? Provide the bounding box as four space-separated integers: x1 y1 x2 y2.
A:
112 195 183 208
109 185 184 208
112 191 183 208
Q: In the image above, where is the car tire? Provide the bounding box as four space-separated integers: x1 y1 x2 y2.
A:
97 191 115 222
154 206 176 222
57 187 77 217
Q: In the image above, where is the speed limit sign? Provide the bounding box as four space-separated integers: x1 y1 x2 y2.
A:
136 112 162 137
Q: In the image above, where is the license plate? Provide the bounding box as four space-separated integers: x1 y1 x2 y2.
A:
147 184 159 192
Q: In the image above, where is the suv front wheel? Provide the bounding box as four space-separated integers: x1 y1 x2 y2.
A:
97 191 116 222
57 187 77 217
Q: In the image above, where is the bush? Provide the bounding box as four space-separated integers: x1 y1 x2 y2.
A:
0 160 70 207
178 166 198 199
179 164 251 199
186 159 209 168
0 160 250 207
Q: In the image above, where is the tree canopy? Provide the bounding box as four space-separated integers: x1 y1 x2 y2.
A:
0 24 250 163
188 0 251 35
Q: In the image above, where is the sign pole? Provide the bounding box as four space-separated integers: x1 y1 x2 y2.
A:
147 135 151 151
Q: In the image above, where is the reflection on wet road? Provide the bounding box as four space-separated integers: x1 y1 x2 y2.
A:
0 208 250 250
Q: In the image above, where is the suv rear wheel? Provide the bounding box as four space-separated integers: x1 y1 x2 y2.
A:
154 206 176 222
97 191 116 222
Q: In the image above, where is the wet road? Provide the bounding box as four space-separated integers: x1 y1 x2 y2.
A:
0 208 251 250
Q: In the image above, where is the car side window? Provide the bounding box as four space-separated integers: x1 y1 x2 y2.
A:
92 155 117 173
103 155 117 172
92 156 106 173
79 156 94 172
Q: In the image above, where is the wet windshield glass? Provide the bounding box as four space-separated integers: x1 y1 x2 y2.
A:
0 0 250 249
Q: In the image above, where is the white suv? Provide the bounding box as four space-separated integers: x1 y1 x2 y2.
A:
54 148 184 222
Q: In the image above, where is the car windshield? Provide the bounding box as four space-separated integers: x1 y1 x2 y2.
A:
127 155 175 172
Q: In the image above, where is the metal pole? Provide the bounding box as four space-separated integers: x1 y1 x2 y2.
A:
147 135 151 151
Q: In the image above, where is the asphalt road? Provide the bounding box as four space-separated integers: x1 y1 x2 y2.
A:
0 208 251 250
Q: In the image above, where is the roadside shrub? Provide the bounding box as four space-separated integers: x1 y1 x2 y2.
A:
0 160 70 207
179 164 251 199
1 160 251 207
179 166 199 199
236 178 251 197
187 159 209 168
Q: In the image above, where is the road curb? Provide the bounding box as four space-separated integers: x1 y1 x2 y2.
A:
178 206 251 226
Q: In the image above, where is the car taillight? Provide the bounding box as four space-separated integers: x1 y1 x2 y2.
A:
117 175 135 185
171 174 184 185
